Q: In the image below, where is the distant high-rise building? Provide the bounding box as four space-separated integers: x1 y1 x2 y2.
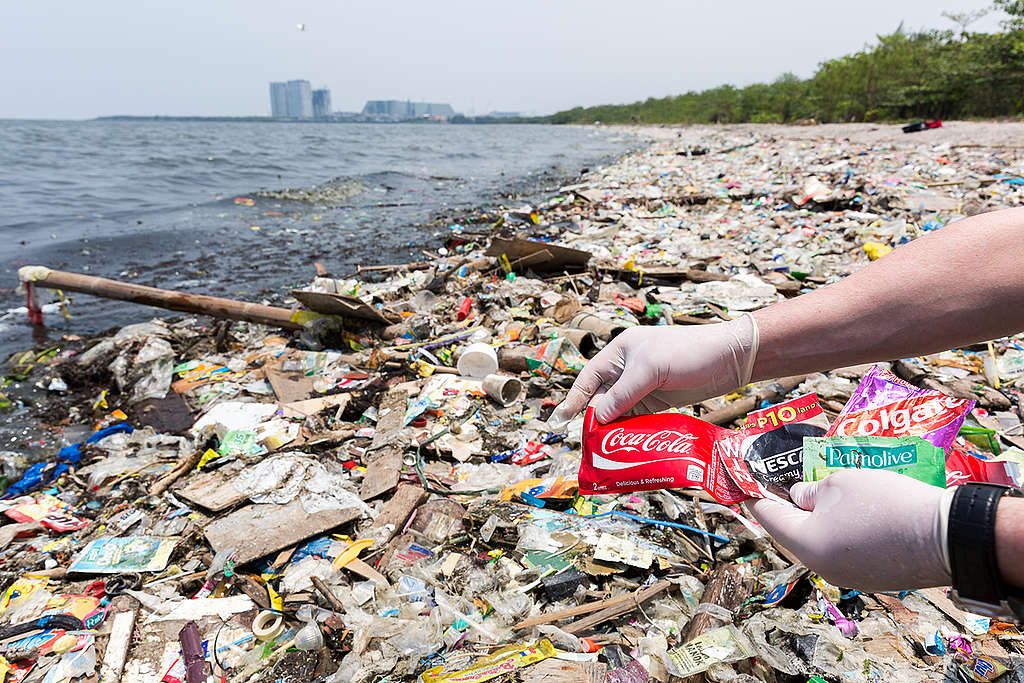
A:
269 82 288 117
361 100 455 120
312 89 332 118
285 80 313 118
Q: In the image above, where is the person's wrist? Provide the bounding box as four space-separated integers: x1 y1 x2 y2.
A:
995 496 1024 590
937 486 956 579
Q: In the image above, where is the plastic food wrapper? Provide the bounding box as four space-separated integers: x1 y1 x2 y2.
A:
665 625 755 677
605 659 650 683
953 648 1009 682
419 639 555 683
803 436 946 487
68 536 178 574
711 394 830 502
6 495 89 533
946 448 1020 487
501 477 578 501
580 407 729 496
826 366 974 449
524 338 585 378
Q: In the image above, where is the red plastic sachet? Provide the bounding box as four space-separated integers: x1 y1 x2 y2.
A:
826 366 974 449
580 407 729 496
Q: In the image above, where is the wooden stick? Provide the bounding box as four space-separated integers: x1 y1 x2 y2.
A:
311 576 347 614
682 563 746 641
20 267 301 330
562 580 672 635
149 448 203 496
701 375 808 425
511 580 670 631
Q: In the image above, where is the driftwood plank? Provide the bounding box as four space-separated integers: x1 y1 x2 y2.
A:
205 500 361 565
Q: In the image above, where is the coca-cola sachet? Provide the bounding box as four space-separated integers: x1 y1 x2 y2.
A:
579 407 728 496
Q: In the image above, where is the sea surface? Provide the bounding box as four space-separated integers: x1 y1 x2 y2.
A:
0 120 635 358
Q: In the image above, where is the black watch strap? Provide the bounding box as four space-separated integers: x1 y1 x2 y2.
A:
948 483 1024 622
948 484 1007 605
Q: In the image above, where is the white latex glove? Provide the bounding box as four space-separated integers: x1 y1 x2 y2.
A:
548 314 758 426
748 469 955 592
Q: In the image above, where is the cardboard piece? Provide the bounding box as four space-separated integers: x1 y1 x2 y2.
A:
204 499 362 565
264 355 315 404
129 392 194 434
174 470 248 513
290 289 396 324
279 393 351 419
485 237 591 271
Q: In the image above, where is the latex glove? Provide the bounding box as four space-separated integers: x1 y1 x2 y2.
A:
548 314 758 427
748 469 954 592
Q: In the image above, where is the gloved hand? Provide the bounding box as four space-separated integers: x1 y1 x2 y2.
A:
748 469 955 592
548 314 759 427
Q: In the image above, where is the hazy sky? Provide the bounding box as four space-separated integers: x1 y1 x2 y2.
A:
1 1 1004 119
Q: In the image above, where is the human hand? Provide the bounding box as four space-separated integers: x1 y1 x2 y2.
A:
547 314 758 427
748 469 954 592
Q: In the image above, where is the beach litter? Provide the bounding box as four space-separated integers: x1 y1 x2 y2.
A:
1 123 1024 681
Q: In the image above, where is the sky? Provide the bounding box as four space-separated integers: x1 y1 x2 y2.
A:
0 0 1005 119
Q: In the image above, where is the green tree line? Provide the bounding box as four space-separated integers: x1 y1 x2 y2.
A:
542 2 1024 125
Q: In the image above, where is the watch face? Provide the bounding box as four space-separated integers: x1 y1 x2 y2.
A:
743 423 827 496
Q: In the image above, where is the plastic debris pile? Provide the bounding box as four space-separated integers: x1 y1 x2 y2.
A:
2 123 1024 682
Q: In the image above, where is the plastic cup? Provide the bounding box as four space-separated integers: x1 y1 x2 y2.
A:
457 343 498 378
482 374 522 406
293 620 324 651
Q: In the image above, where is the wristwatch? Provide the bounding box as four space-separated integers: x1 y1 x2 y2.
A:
947 483 1024 622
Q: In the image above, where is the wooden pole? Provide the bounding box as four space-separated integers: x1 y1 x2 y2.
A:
701 375 808 425
19 266 301 330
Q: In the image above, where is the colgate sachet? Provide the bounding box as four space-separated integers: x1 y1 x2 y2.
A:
580 407 729 496
827 366 974 449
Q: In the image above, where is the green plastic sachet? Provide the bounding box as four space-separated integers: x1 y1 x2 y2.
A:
802 435 946 487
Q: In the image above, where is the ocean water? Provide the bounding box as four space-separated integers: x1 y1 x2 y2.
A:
0 120 634 357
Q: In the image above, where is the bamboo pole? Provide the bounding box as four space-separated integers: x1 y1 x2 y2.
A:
19 266 301 330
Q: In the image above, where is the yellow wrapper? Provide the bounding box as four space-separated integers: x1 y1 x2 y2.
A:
419 639 555 683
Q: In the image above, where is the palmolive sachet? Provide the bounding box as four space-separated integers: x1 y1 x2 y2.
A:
580 407 731 497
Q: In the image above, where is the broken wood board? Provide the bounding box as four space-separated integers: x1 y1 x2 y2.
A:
264 354 314 404
360 451 403 501
521 660 606 683
291 289 396 324
485 237 591 271
344 558 389 586
361 388 409 500
174 470 247 513
204 499 362 565
99 608 136 683
371 484 428 542
279 393 351 419
370 388 408 449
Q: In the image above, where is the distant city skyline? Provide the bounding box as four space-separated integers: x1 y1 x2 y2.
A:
0 0 1004 119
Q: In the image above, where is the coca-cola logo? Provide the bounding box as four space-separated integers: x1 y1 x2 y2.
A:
600 427 697 456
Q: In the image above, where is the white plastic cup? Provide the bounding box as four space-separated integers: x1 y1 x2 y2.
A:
457 343 499 378
482 374 522 406
293 620 324 651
